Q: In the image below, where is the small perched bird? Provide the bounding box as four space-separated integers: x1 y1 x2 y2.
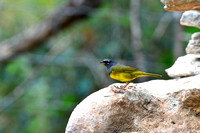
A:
100 59 162 89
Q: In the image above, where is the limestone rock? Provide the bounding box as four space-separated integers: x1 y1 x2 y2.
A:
186 32 200 54
66 74 200 132
161 0 200 11
165 54 200 77
180 10 200 28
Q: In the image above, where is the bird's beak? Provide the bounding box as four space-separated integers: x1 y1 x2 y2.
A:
99 61 104 64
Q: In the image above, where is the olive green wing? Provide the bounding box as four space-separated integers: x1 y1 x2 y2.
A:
112 64 139 73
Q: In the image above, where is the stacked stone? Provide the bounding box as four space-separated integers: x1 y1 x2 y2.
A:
161 0 200 77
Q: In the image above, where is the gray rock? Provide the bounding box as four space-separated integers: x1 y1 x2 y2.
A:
191 32 200 40
180 10 200 28
186 32 200 54
165 54 200 77
66 75 200 132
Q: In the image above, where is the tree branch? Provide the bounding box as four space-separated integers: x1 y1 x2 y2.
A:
0 0 101 63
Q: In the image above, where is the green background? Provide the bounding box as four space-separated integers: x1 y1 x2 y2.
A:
0 0 197 132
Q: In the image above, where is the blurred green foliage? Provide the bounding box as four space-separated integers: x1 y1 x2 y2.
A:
0 0 196 132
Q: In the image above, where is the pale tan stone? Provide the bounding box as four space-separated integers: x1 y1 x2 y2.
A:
180 10 200 28
161 0 200 11
66 75 200 132
186 32 200 54
165 54 200 77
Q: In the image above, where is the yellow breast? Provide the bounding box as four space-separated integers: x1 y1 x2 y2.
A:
110 72 135 82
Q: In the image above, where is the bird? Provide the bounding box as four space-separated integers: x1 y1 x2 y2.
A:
100 59 162 89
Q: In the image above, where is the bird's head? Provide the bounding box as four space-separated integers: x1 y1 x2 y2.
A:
100 59 117 70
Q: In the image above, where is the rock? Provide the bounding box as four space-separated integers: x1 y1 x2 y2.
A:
165 54 200 77
191 32 200 40
186 32 200 54
160 0 200 11
180 10 200 28
66 74 200 132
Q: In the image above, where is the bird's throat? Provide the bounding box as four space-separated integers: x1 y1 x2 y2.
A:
108 65 115 75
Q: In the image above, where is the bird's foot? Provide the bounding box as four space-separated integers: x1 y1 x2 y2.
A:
110 83 136 93
111 85 125 93
127 84 137 89
114 85 124 89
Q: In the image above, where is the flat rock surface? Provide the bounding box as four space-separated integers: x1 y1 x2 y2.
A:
165 54 200 77
66 75 200 132
180 10 200 28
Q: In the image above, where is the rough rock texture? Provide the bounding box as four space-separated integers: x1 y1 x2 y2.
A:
186 32 200 54
161 0 200 11
165 54 200 77
180 10 200 28
66 75 200 132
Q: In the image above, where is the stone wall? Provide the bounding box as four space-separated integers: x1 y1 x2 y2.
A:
163 0 200 77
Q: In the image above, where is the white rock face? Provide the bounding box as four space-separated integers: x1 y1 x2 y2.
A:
180 10 200 28
165 54 200 77
186 32 200 54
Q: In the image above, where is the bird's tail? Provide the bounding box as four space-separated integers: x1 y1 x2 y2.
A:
137 72 162 78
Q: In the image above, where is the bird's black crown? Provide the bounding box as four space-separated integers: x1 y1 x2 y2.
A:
100 59 117 70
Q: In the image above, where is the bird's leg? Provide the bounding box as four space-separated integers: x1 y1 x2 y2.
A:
121 81 131 89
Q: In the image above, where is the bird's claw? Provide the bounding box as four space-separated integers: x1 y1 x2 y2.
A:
113 85 124 89
111 85 125 93
110 84 137 93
